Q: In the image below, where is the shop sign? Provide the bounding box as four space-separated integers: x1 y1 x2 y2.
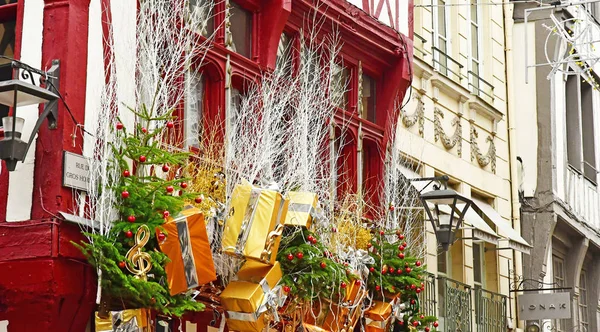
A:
518 293 571 320
63 151 90 191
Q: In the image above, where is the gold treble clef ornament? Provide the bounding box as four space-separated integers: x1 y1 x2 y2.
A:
126 225 152 281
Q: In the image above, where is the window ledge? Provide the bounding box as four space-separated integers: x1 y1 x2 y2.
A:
430 77 471 105
468 98 503 124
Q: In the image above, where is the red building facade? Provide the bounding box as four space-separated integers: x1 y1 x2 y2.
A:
0 0 412 330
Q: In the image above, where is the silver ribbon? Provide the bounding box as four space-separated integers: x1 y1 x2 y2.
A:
339 248 375 279
234 188 262 256
226 280 286 323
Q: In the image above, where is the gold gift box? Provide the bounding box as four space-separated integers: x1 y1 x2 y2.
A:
222 181 288 264
221 262 282 332
364 301 393 332
284 191 318 228
95 309 149 331
302 323 330 332
344 280 366 306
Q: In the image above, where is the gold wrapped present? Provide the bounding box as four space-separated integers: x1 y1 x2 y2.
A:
221 262 283 332
365 301 393 332
344 280 366 306
95 309 149 331
284 191 318 228
222 181 289 264
302 323 330 332
159 207 217 296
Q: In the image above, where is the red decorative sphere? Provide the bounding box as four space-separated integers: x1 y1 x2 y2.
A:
163 210 170 218
123 170 130 177
320 262 327 269
340 282 347 289
367 243 372 248
433 322 439 328
287 253 294 261
180 182 188 189
157 232 166 242
399 246 405 251
406 267 412 273
420 315 425 319
398 253 405 259
141 127 147 134
402 241 407 247
354 280 361 286
307 235 314 242
389 267 395 273
416 288 422 294
379 230 385 236
166 185 174 193
283 285 291 293
425 327 430 332
128 215 136 223
415 260 422 267
399 321 404 326
121 191 130 199
139 155 146 162
296 252 304 259
375 285 381 291
410 299 416 305
125 230 133 238
421 282 425 287
410 284 416 290
397 269 403 275
399 234 405 240
369 267 375 273
118 261 126 269
413 321 419 327
381 268 387 275
389 205 395 211
195 196 203 204
331 227 337 232
310 238 317 244
116 122 124 130
162 164 170 172
166 121 174 128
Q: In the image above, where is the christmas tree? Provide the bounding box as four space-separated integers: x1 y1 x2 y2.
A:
74 105 205 316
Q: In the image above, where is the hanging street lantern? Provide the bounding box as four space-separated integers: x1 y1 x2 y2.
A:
410 175 473 251
0 58 60 171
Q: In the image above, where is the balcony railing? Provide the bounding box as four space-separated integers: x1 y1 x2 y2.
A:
468 70 495 103
565 166 600 230
418 273 436 317
474 287 507 332
414 32 428 59
432 47 464 83
438 277 472 332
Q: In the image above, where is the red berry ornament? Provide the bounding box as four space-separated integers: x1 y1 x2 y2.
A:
125 230 133 238
369 267 375 273
195 196 203 204
434 322 439 328
116 122 124 130
389 205 395 211
410 284 416 290
375 285 381 291
307 235 314 243
128 215 136 223
141 127 147 134
399 321 404 326
354 280 361 286
413 321 419 327
410 299 416 304
180 182 188 189
163 210 170 218
157 232 166 242
406 267 412 273
389 267 395 273
123 170 130 177
382 268 387 275
166 121 174 128
283 285 291 293
166 185 174 193
121 191 130 199
398 253 405 259
162 165 170 172
402 241 407 247
399 246 405 251
379 230 385 236
320 262 327 269
397 269 403 274
296 252 304 259
287 253 294 261
420 315 425 319
415 260 422 267
367 243 372 248
340 282 347 289
139 155 146 162
416 288 422 293
118 261 126 269
425 328 431 332
399 234 405 240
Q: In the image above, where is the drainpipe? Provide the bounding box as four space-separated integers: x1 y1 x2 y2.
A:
503 2 525 331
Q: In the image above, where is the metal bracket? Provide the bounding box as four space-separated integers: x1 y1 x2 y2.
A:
409 175 450 192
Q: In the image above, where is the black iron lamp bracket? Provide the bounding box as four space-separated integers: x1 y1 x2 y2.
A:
409 175 449 192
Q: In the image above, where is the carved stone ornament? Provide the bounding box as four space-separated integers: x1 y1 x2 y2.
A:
401 93 424 137
470 122 496 173
224 0 233 50
434 108 462 157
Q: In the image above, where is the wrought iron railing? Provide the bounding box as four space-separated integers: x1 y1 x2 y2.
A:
438 276 472 332
474 287 507 332
414 32 428 59
418 273 436 317
468 70 495 103
432 47 464 83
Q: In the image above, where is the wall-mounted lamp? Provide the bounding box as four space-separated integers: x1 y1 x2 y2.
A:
0 58 59 171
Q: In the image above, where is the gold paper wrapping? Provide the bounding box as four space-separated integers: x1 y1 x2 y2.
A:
365 321 386 332
159 207 217 296
343 280 366 305
226 313 267 332
302 323 330 332
236 261 283 287
221 281 266 313
95 309 149 331
284 192 318 228
222 181 288 264
365 301 393 321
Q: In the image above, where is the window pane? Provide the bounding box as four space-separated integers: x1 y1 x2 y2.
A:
230 2 252 58
362 74 376 122
186 74 205 148
437 248 448 274
473 243 482 283
470 0 478 22
0 0 17 4
581 82 596 183
566 74 582 170
0 19 15 124
471 25 479 60
276 33 292 76
190 0 214 37
330 64 348 109
437 0 446 37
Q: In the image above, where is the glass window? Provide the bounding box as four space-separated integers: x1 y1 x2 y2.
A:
230 2 252 58
433 0 448 76
185 73 205 148
473 243 483 285
361 74 376 122
276 33 292 76
469 0 481 95
0 19 15 125
330 63 348 110
552 256 567 332
579 271 589 332
190 0 214 37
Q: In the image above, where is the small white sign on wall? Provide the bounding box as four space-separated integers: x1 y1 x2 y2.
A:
0 320 8 332
63 151 90 191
